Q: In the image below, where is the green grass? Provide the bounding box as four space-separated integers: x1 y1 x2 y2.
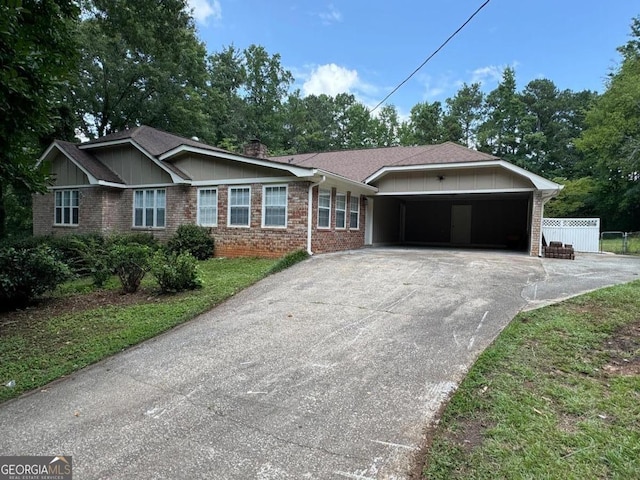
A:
600 236 640 255
423 281 640 479
0 257 277 403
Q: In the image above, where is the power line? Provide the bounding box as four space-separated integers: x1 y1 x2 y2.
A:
368 0 491 114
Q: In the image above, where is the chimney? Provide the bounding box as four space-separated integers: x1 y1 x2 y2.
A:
243 138 268 159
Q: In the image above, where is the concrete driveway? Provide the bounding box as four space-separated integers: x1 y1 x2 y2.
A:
1 249 639 479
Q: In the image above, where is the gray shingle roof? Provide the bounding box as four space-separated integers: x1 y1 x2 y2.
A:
55 141 124 184
269 142 499 182
83 125 232 157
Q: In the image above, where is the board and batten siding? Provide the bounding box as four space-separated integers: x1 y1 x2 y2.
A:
51 153 90 186
374 167 533 193
93 145 172 185
172 154 291 182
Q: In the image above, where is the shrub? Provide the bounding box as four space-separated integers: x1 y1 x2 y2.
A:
47 234 106 276
267 250 310 275
151 251 202 293
0 245 71 310
167 224 214 260
107 232 160 249
109 243 152 293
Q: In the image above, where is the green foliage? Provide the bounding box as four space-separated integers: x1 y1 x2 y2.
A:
0 245 70 310
107 232 160 249
0 257 276 403
0 0 79 238
423 282 640 479
544 177 598 218
75 0 211 139
576 16 640 230
151 251 202 293
109 243 152 293
167 224 214 260
267 250 310 275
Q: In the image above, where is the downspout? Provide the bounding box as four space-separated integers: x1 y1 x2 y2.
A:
307 175 326 255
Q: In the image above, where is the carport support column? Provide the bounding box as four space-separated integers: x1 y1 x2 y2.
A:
530 191 544 257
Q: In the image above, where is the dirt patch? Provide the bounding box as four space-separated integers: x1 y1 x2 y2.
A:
601 320 640 377
0 288 158 332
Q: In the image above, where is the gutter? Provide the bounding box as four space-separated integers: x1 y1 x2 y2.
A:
307 175 326 255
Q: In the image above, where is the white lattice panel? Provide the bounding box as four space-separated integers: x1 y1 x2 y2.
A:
542 218 600 253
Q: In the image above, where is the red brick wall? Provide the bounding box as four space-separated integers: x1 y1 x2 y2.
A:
213 182 308 258
32 182 367 258
310 186 366 254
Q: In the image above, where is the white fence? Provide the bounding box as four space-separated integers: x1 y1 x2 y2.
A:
542 218 600 253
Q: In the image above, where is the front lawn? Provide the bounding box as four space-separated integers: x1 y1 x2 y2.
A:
0 257 277 403
422 281 640 479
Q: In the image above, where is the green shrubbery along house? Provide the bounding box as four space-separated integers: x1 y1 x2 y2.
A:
34 126 562 257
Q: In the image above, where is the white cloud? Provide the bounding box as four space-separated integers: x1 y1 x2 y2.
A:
318 4 342 25
302 63 361 97
470 65 503 85
187 0 221 25
469 62 519 87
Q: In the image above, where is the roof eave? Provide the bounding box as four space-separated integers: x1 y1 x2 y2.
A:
160 145 317 178
38 141 101 185
365 160 563 193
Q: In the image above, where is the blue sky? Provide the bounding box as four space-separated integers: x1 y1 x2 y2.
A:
188 0 638 116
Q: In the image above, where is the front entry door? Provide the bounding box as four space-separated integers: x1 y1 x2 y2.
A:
451 205 472 244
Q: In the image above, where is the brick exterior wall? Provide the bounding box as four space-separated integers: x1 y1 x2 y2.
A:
310 186 366 254
530 190 543 257
213 182 308 258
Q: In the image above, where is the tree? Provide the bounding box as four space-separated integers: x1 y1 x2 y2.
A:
74 0 211 141
576 16 640 229
445 82 484 146
477 67 526 164
0 0 79 238
371 105 400 147
241 45 293 149
400 101 447 145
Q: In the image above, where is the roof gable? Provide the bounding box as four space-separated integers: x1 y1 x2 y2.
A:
39 141 124 185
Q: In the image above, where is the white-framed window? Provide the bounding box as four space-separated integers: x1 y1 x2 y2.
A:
350 195 360 230
134 189 166 228
228 186 251 227
197 188 218 226
335 193 346 229
318 188 331 229
262 185 287 228
54 189 79 226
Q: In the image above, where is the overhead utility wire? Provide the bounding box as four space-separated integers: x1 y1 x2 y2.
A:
368 0 491 114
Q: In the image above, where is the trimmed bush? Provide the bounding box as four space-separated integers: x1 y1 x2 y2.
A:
107 232 160 249
167 224 214 260
151 251 202 293
109 243 152 293
0 245 71 310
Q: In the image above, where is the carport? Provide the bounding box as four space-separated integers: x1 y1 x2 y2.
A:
365 161 562 256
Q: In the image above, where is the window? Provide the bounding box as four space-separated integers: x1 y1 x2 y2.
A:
335 193 346 229
350 195 360 229
263 185 287 228
54 190 79 225
197 188 217 226
228 186 251 227
318 189 331 228
134 189 165 228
